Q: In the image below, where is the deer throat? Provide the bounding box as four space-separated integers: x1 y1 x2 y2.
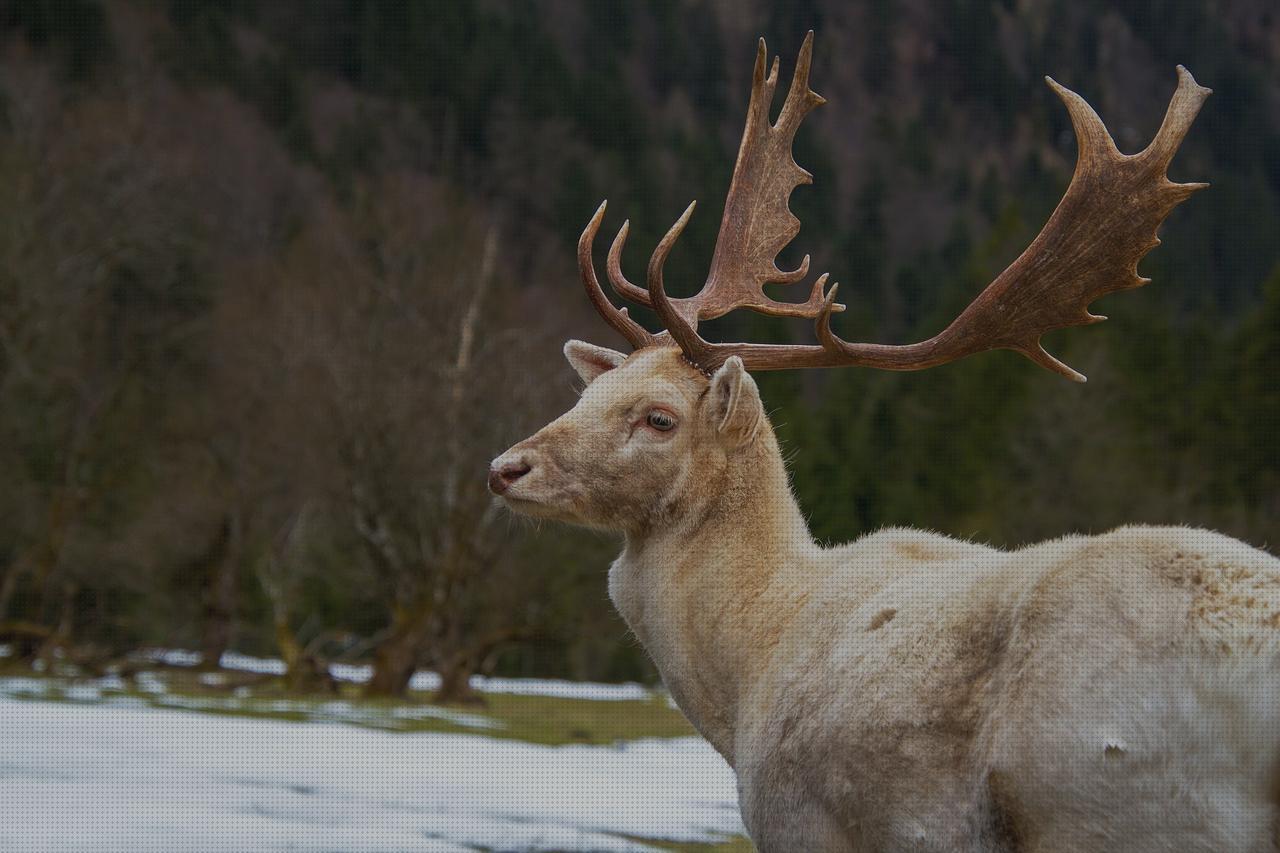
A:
608 443 814 759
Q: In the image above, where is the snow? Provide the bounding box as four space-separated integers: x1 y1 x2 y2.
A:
182 649 654 702
0 674 509 734
213 649 285 674
136 647 657 702
135 671 167 694
0 698 742 852
456 675 653 702
148 648 203 668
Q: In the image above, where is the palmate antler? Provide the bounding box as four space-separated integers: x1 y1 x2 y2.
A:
605 31 840 326
577 31 1210 381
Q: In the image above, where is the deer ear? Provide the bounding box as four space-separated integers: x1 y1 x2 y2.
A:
564 340 626 385
708 356 762 448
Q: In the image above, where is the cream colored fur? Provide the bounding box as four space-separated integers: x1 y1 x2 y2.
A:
492 344 1280 852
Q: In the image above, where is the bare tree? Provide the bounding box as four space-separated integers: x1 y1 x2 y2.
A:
202 173 559 699
295 175 556 698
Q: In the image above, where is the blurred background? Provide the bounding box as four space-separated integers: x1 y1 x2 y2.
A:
2 2 1277 848
0 0 1277 747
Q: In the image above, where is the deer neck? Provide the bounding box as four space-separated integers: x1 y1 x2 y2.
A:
608 427 816 760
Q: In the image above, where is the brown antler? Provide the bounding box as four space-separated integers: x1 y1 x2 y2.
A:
578 33 1210 383
657 64 1210 380
604 31 844 327
579 200 655 350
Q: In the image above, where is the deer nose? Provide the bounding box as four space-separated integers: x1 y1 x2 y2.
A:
488 459 532 495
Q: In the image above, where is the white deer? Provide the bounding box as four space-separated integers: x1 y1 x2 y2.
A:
490 32 1280 852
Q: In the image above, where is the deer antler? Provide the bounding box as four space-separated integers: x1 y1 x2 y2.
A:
604 31 844 327
579 33 1210 382
579 200 655 350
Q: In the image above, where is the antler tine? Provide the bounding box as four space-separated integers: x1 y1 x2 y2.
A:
578 201 654 351
747 36 783 142
605 220 652 306
646 201 716 367
1044 76 1121 168
1142 66 1213 172
775 29 826 139
812 277 840 348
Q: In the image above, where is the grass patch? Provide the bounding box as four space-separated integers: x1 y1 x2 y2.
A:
456 689 695 745
0 662 697 745
622 835 755 852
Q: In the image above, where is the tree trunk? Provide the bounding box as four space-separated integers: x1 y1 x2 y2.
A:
433 652 484 706
273 610 332 692
364 626 421 698
275 610 304 681
0 557 27 629
431 630 528 706
0 620 53 662
200 600 233 670
364 605 435 698
35 582 76 669
197 515 240 669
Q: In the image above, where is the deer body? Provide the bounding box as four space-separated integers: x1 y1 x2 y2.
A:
726 520 1280 852
629 509 1280 850
495 347 1280 851
488 31 1245 851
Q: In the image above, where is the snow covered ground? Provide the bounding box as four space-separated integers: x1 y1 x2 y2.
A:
0 692 743 852
143 648 656 702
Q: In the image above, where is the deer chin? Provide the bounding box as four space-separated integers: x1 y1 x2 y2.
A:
503 483 631 532
498 484 590 525
499 492 559 518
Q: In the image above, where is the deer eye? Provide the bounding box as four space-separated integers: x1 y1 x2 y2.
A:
646 410 677 432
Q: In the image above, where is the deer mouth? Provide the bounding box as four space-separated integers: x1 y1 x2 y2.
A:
499 491 584 526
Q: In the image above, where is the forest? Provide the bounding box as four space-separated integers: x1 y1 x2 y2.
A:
0 0 1277 702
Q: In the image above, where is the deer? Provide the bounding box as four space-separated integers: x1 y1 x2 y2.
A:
489 31 1280 852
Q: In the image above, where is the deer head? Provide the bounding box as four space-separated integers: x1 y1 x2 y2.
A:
488 343 766 533
490 31 1209 531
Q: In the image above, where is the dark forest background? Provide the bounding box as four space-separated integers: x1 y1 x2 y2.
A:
0 0 1276 700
